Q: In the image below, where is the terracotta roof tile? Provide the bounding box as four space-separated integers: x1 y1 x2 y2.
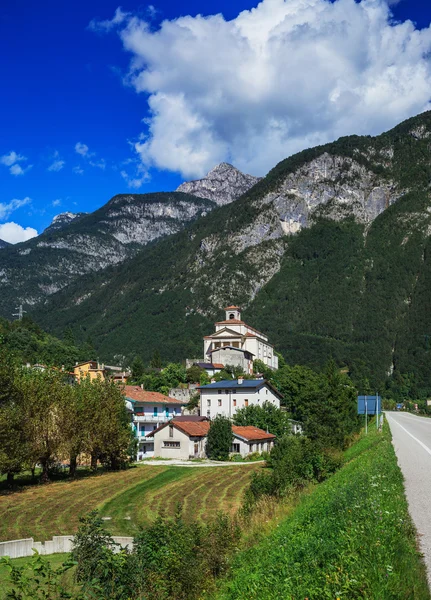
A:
122 386 184 404
148 419 210 438
232 426 276 441
224 305 241 310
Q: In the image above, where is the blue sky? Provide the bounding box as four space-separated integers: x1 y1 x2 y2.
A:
1 0 431 242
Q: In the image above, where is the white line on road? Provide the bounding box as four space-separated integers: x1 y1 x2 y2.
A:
387 415 431 457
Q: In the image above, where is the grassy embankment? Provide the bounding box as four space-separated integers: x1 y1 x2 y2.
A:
0 464 261 541
214 423 430 600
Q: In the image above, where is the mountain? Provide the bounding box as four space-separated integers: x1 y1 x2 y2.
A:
28 111 431 399
176 162 261 206
0 192 214 315
0 239 11 249
44 212 87 234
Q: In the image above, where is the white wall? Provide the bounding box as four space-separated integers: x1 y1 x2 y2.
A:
0 536 134 559
153 425 206 459
201 383 280 420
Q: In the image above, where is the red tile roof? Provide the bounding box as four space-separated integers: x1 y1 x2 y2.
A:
225 305 241 310
148 420 276 441
148 419 210 438
213 363 224 368
232 426 276 441
215 319 244 325
122 386 184 404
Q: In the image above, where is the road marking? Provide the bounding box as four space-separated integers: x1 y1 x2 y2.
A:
388 416 431 457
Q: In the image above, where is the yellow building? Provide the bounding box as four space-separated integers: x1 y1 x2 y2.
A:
73 361 106 382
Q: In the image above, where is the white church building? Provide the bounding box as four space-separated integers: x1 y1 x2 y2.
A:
202 305 279 374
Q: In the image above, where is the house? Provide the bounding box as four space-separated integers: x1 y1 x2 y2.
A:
122 385 186 459
199 378 282 420
149 418 276 459
73 361 106 382
230 426 276 456
202 306 278 373
191 362 224 377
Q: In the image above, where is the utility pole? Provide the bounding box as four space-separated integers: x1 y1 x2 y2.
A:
13 304 26 321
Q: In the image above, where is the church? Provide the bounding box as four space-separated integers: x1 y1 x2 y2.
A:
202 306 278 374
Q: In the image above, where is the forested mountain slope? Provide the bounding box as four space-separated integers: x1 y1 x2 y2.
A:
29 111 431 395
0 192 214 316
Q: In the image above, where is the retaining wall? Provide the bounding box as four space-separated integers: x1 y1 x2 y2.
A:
0 535 134 559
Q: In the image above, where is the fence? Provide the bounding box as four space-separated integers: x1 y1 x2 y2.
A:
0 535 134 559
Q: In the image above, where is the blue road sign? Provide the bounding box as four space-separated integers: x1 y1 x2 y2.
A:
357 395 381 415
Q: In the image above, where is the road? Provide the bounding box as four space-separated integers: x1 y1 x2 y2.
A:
386 411 431 586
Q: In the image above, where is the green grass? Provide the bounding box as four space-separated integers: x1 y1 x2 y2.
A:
214 424 430 600
100 465 262 535
0 553 72 597
0 464 261 541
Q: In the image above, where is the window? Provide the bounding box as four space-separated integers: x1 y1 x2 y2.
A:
218 389 222 395
231 443 240 453
250 444 254 452
232 342 240 348
207 410 211 418
225 390 229 394
169 425 173 438
233 398 237 407
153 406 158 416
163 441 180 448
232 389 236 394
218 398 222 406
245 399 249 407
207 399 211 407
153 425 157 430
229 313 235 320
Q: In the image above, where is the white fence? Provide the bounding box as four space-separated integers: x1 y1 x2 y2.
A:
0 536 134 559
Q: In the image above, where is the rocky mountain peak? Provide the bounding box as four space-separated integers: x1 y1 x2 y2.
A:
176 162 261 206
44 212 87 234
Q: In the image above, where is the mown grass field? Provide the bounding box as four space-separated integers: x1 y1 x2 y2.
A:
214 424 430 600
100 465 259 536
0 464 261 542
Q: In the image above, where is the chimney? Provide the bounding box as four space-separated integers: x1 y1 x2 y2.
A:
141 383 144 390
75 361 78 366
210 378 215 384
238 377 243 385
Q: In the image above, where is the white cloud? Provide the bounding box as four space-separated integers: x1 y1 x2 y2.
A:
52 199 61 207
88 7 129 32
120 166 149 189
1 150 31 176
0 151 26 167
75 142 90 157
97 0 431 178
73 166 84 175
0 197 31 220
48 153 65 172
48 159 65 172
89 158 106 170
0 222 38 244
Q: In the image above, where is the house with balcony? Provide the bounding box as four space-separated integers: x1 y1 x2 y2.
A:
202 306 279 374
122 385 186 459
199 378 282 420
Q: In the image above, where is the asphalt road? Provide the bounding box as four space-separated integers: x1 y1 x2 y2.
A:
386 411 431 586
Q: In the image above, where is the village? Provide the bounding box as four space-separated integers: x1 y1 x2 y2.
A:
60 305 295 462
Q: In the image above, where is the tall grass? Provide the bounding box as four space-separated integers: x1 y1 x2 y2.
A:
214 424 430 600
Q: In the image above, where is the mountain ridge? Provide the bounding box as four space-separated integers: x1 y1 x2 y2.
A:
4 110 431 399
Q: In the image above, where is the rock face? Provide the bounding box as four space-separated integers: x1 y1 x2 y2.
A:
44 212 87 234
176 162 261 206
0 192 214 313
0 239 11 249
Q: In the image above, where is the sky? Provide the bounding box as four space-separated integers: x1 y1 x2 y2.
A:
1 0 431 243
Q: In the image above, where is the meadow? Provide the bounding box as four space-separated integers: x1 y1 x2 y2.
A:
0 464 261 542
214 424 430 600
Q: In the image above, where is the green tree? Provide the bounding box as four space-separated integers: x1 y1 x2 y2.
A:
150 349 162 369
131 356 145 381
233 401 291 438
20 369 69 482
206 416 233 461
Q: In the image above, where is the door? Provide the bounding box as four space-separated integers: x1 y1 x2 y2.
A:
194 443 199 458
